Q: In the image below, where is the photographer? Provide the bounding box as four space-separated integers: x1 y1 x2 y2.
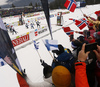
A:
75 44 100 87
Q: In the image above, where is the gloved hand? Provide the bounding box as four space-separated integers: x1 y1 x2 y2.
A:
40 59 44 64
22 69 27 79
40 59 49 67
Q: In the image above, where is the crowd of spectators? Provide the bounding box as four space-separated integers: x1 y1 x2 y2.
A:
0 6 38 17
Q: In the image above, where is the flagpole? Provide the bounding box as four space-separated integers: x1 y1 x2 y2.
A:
42 39 55 60
36 50 42 59
80 7 84 14
33 41 42 59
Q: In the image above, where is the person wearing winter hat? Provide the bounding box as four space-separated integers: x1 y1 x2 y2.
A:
52 44 74 72
75 43 90 87
52 65 71 87
17 62 71 87
71 40 82 50
83 14 100 32
71 40 82 60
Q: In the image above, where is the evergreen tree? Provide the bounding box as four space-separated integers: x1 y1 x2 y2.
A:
29 2 33 6
11 4 15 8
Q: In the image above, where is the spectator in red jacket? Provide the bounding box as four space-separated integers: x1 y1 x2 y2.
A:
75 43 90 87
75 43 100 87
75 30 95 43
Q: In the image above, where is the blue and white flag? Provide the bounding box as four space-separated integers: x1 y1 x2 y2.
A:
44 39 58 51
0 57 6 67
33 41 39 50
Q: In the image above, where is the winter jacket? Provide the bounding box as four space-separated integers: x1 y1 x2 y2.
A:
52 51 74 72
17 73 55 87
78 30 96 43
75 62 89 87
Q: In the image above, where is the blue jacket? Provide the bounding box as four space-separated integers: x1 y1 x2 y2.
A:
52 51 74 72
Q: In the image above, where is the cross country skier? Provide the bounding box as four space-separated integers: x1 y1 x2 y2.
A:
36 21 40 28
30 22 34 29
11 25 18 35
25 23 29 29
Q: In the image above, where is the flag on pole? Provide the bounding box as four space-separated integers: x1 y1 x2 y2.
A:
0 16 23 76
0 57 6 66
64 0 77 12
62 27 74 36
40 0 53 40
69 18 88 30
33 41 39 50
95 10 100 16
43 39 58 51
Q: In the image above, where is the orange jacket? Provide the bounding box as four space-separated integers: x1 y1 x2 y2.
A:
75 62 89 87
17 73 29 87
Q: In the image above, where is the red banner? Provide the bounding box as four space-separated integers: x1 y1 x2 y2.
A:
12 34 29 47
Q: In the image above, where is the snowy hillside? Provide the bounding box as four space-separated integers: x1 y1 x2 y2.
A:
0 4 100 87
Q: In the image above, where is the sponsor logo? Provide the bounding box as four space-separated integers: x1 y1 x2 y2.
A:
34 29 38 36
12 34 29 47
50 14 54 18
38 28 47 34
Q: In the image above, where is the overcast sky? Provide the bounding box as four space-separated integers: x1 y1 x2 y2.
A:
0 0 8 5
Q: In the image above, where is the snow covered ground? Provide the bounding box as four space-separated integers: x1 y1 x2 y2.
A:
0 4 100 87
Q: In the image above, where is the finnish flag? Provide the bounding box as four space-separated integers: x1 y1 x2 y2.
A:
44 39 58 51
0 57 6 66
33 41 39 50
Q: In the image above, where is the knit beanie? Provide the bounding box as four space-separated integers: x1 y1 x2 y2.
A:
71 41 77 49
77 36 85 42
43 65 53 78
71 40 82 49
52 66 71 87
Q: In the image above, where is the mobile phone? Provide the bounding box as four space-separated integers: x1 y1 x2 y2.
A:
87 31 90 38
85 42 97 52
70 35 74 41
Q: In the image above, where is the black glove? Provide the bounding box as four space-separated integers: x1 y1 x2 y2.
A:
40 59 43 63
40 59 49 67
22 69 27 79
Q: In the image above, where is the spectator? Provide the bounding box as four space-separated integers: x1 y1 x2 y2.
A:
17 64 71 87
75 44 100 87
25 23 29 29
83 14 100 32
52 44 75 72
75 43 90 87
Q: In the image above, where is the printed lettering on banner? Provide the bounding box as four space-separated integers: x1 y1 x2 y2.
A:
12 34 29 47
